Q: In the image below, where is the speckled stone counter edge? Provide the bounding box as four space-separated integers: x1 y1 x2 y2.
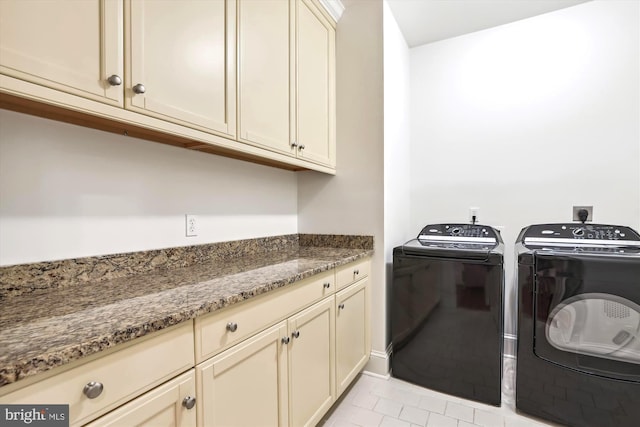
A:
0 234 373 299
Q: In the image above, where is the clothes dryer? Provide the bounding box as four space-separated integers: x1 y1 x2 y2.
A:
516 223 640 427
391 224 504 406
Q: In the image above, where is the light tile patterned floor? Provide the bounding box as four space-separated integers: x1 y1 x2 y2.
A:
321 373 561 427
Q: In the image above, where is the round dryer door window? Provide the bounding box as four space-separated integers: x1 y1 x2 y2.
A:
546 293 640 365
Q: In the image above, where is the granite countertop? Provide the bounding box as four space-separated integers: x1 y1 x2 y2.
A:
0 235 373 388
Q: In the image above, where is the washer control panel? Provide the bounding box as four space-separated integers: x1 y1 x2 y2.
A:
418 223 499 242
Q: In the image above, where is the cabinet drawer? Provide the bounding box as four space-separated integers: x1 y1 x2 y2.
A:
336 259 370 290
86 370 196 427
195 271 334 363
0 322 194 427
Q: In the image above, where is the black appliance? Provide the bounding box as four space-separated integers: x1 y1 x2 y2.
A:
516 223 640 427
391 223 504 406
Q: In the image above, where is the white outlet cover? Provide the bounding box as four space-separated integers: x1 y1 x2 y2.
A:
185 214 198 237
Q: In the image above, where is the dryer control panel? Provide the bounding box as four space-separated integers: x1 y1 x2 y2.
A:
521 223 640 250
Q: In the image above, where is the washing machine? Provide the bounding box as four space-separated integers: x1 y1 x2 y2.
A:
391 223 504 406
516 223 640 427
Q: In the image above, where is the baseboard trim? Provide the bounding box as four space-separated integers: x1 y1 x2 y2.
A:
364 343 392 376
362 370 390 380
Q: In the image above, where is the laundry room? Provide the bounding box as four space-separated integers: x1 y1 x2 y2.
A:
383 0 640 361
0 0 638 426
382 0 640 425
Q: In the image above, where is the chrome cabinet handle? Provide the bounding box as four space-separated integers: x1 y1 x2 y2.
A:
182 396 196 410
298 144 305 150
107 75 122 86
338 303 345 310
291 141 298 148
292 330 300 339
132 83 146 94
323 282 331 289
282 336 290 345
226 322 238 332
83 381 104 399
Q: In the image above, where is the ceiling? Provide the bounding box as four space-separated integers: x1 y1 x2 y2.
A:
386 0 591 47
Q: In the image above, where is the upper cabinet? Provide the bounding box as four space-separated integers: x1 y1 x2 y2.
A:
296 0 336 167
126 0 236 138
0 0 337 173
237 0 292 154
238 0 335 167
0 0 124 106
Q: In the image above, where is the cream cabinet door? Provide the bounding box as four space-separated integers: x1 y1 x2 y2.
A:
86 370 196 427
288 297 335 427
237 0 293 154
126 0 236 137
197 322 289 427
336 278 371 396
0 0 123 106
295 0 336 167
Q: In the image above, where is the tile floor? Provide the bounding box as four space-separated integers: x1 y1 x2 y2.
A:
321 373 561 427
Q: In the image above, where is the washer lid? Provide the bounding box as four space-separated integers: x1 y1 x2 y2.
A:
402 238 500 260
418 235 497 244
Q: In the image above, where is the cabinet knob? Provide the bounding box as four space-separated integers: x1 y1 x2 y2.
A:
132 83 146 94
107 74 122 86
292 330 300 339
338 303 345 310
323 282 331 289
281 336 290 345
290 141 298 148
182 396 196 410
354 269 360 275
83 381 104 399
226 322 238 332
298 144 305 150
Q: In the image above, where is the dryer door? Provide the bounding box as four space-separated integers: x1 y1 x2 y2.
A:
533 253 640 382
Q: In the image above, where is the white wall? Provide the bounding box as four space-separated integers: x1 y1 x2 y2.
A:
298 0 386 373
0 109 298 265
383 1 412 260
409 0 640 346
383 0 412 348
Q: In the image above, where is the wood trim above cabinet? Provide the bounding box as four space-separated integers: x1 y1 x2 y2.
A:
0 90 335 174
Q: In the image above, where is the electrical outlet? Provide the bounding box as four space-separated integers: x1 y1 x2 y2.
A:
469 207 480 224
185 214 198 237
572 206 593 222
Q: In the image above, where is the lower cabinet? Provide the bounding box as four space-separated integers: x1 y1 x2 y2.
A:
86 370 196 427
196 322 289 426
196 296 336 427
336 277 371 397
0 259 371 427
288 297 335 427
